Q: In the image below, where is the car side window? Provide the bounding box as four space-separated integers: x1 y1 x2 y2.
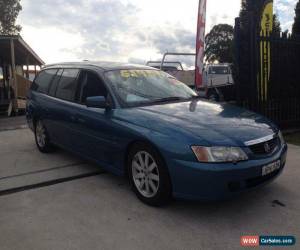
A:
76 71 107 104
31 69 58 94
48 69 63 97
55 69 79 102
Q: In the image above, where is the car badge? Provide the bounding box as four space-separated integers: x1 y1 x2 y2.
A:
264 142 271 153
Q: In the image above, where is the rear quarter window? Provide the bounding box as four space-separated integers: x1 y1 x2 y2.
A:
31 69 58 94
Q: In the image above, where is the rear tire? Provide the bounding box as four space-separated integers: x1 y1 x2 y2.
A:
207 90 219 102
208 94 217 101
34 120 55 153
128 142 172 206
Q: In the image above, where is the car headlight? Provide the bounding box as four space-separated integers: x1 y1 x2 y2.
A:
278 131 285 145
191 146 248 163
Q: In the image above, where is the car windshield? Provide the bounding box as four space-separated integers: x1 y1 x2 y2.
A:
209 66 230 75
105 69 197 107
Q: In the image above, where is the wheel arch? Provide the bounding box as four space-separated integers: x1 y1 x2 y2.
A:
124 138 173 205
32 115 41 129
123 139 167 178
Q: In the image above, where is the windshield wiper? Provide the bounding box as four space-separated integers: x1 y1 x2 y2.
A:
190 95 202 100
151 97 187 104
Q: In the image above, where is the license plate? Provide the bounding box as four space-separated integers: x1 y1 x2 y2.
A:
262 160 281 176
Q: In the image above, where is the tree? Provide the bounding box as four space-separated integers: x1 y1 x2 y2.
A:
292 0 300 36
0 0 22 35
204 24 234 63
240 0 278 31
273 14 281 35
240 0 264 12
240 0 265 21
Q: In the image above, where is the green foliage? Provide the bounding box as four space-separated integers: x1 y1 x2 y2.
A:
240 0 265 18
273 14 281 35
0 0 22 35
292 0 300 36
204 24 234 63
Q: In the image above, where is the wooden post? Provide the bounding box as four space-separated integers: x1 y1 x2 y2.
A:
10 38 18 113
26 55 30 79
5 63 10 100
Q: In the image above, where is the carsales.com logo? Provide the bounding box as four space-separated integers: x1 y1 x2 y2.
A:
241 235 296 247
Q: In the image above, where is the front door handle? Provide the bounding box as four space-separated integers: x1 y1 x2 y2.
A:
72 114 86 124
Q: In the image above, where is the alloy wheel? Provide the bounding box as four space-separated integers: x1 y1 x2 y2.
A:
36 121 46 148
132 151 160 198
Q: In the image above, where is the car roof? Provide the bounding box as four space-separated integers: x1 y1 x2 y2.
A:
43 61 155 71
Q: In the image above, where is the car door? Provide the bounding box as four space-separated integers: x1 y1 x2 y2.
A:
29 68 58 128
46 68 80 149
71 70 118 165
43 68 63 140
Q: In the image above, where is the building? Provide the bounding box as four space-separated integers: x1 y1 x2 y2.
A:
0 35 44 116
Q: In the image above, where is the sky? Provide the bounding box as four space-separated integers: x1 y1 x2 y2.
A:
17 0 298 65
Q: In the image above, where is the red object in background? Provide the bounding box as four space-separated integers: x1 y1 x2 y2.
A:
195 0 207 89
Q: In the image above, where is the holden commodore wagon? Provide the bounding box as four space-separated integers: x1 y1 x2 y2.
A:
26 62 288 206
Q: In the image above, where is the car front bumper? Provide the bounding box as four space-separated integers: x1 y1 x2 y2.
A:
168 144 288 201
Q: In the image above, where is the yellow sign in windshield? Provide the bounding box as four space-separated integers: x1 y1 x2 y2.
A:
120 70 161 78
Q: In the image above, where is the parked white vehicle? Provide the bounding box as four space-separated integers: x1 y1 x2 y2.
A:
146 53 236 102
203 64 234 88
201 64 236 101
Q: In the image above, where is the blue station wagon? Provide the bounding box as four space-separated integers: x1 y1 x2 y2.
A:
26 62 288 206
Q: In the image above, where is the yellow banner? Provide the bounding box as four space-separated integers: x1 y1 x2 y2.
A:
259 1 273 101
261 2 273 35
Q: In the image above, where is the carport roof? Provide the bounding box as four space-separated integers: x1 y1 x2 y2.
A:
0 35 44 66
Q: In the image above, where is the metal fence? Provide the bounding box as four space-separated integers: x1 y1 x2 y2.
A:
258 33 300 127
234 16 300 128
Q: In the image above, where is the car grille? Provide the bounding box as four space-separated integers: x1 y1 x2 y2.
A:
249 136 280 156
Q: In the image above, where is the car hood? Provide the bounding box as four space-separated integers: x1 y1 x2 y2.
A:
116 100 278 147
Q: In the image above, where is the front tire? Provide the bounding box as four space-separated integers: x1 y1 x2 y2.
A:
34 120 55 153
128 143 172 206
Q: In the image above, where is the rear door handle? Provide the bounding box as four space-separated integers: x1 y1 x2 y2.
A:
70 115 77 122
77 117 86 124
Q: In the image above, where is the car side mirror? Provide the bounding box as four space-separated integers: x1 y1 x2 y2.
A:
86 96 109 109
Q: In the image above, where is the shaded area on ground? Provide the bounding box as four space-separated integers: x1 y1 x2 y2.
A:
284 132 300 146
0 129 104 192
0 115 27 131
